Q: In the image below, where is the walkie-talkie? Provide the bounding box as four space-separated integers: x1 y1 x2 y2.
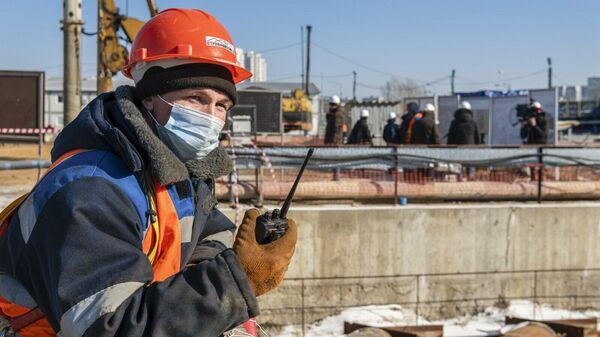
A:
255 148 314 244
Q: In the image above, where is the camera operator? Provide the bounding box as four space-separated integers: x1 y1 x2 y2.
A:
520 101 548 145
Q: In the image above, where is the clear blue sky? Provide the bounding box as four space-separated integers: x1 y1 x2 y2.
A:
2 1 599 98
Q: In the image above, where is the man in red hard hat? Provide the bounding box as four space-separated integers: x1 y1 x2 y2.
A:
0 8 297 337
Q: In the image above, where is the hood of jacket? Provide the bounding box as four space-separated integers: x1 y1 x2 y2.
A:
454 108 474 122
421 110 435 120
51 86 232 186
401 112 414 122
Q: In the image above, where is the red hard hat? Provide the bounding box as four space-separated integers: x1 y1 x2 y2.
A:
122 8 252 84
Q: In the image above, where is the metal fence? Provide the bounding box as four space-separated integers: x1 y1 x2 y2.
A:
217 141 600 205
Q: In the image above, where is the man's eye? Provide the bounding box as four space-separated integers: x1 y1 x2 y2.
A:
189 96 204 104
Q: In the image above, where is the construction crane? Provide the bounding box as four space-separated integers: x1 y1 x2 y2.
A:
97 0 158 93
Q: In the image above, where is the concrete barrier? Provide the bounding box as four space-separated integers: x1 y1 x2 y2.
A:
221 203 600 324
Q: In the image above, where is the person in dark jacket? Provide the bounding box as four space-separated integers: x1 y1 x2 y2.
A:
447 101 481 145
383 111 401 145
0 9 297 337
398 102 420 144
348 109 373 145
324 95 345 145
410 104 441 145
520 101 548 145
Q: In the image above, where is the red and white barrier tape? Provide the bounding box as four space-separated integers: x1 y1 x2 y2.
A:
249 139 277 185
0 128 61 135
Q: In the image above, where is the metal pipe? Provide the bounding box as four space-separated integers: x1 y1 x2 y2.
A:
0 160 51 171
537 147 544 203
215 179 600 202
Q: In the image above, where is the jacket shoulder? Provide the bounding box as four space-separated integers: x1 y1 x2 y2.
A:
33 150 147 226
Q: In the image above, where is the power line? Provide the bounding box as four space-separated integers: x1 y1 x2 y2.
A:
418 76 450 88
256 42 301 54
321 73 354 78
312 41 452 89
356 82 381 90
455 69 547 86
312 41 398 78
552 73 569 86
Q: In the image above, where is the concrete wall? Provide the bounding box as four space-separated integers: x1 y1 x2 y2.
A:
221 203 600 324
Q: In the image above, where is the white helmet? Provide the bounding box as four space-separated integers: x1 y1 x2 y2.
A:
389 112 397 119
460 101 472 110
360 109 370 118
329 95 341 105
424 103 436 112
532 101 542 109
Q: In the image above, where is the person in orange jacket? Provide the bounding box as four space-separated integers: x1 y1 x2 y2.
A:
0 8 297 337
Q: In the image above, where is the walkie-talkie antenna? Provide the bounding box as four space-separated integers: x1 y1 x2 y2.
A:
279 148 314 218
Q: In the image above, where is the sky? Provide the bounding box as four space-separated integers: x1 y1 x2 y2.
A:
1 0 599 99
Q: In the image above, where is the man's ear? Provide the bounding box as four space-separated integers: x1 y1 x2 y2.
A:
141 96 154 112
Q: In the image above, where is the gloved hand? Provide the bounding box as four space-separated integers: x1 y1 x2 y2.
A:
233 209 297 296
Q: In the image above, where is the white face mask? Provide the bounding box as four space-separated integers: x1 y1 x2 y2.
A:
150 95 225 162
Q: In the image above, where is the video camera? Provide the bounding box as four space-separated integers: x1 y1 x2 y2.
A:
515 103 535 122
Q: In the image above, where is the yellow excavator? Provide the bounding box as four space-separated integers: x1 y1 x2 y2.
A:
96 0 158 93
281 88 313 132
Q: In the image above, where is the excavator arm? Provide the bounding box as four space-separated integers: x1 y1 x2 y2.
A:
97 0 158 93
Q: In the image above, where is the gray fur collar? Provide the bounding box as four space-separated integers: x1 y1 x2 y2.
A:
114 86 232 185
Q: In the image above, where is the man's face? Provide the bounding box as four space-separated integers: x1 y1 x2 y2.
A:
142 87 233 125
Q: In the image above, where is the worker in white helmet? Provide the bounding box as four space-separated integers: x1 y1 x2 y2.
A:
409 104 441 144
520 101 548 144
348 109 373 145
324 95 346 145
448 101 481 145
383 111 401 145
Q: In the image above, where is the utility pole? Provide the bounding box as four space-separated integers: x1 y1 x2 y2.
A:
300 26 305 92
451 69 456 95
304 25 312 96
547 57 552 89
352 71 357 101
63 0 83 126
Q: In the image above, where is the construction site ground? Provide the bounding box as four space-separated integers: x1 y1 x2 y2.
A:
273 300 600 337
0 142 52 187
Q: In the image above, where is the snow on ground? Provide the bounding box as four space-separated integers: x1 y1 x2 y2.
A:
271 301 600 337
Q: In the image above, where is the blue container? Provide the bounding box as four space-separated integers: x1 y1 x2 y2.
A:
399 197 408 206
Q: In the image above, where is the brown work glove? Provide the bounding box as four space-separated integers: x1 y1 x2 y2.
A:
233 209 298 296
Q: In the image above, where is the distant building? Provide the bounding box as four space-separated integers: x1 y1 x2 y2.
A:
558 77 600 117
586 77 600 101
235 48 268 82
45 76 133 128
235 48 245 68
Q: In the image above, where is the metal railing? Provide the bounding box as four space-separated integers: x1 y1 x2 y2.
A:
221 144 600 204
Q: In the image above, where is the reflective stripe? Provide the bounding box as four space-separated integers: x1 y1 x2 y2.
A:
0 274 36 310
59 282 143 337
17 195 36 244
204 230 234 248
0 315 24 336
179 216 193 243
